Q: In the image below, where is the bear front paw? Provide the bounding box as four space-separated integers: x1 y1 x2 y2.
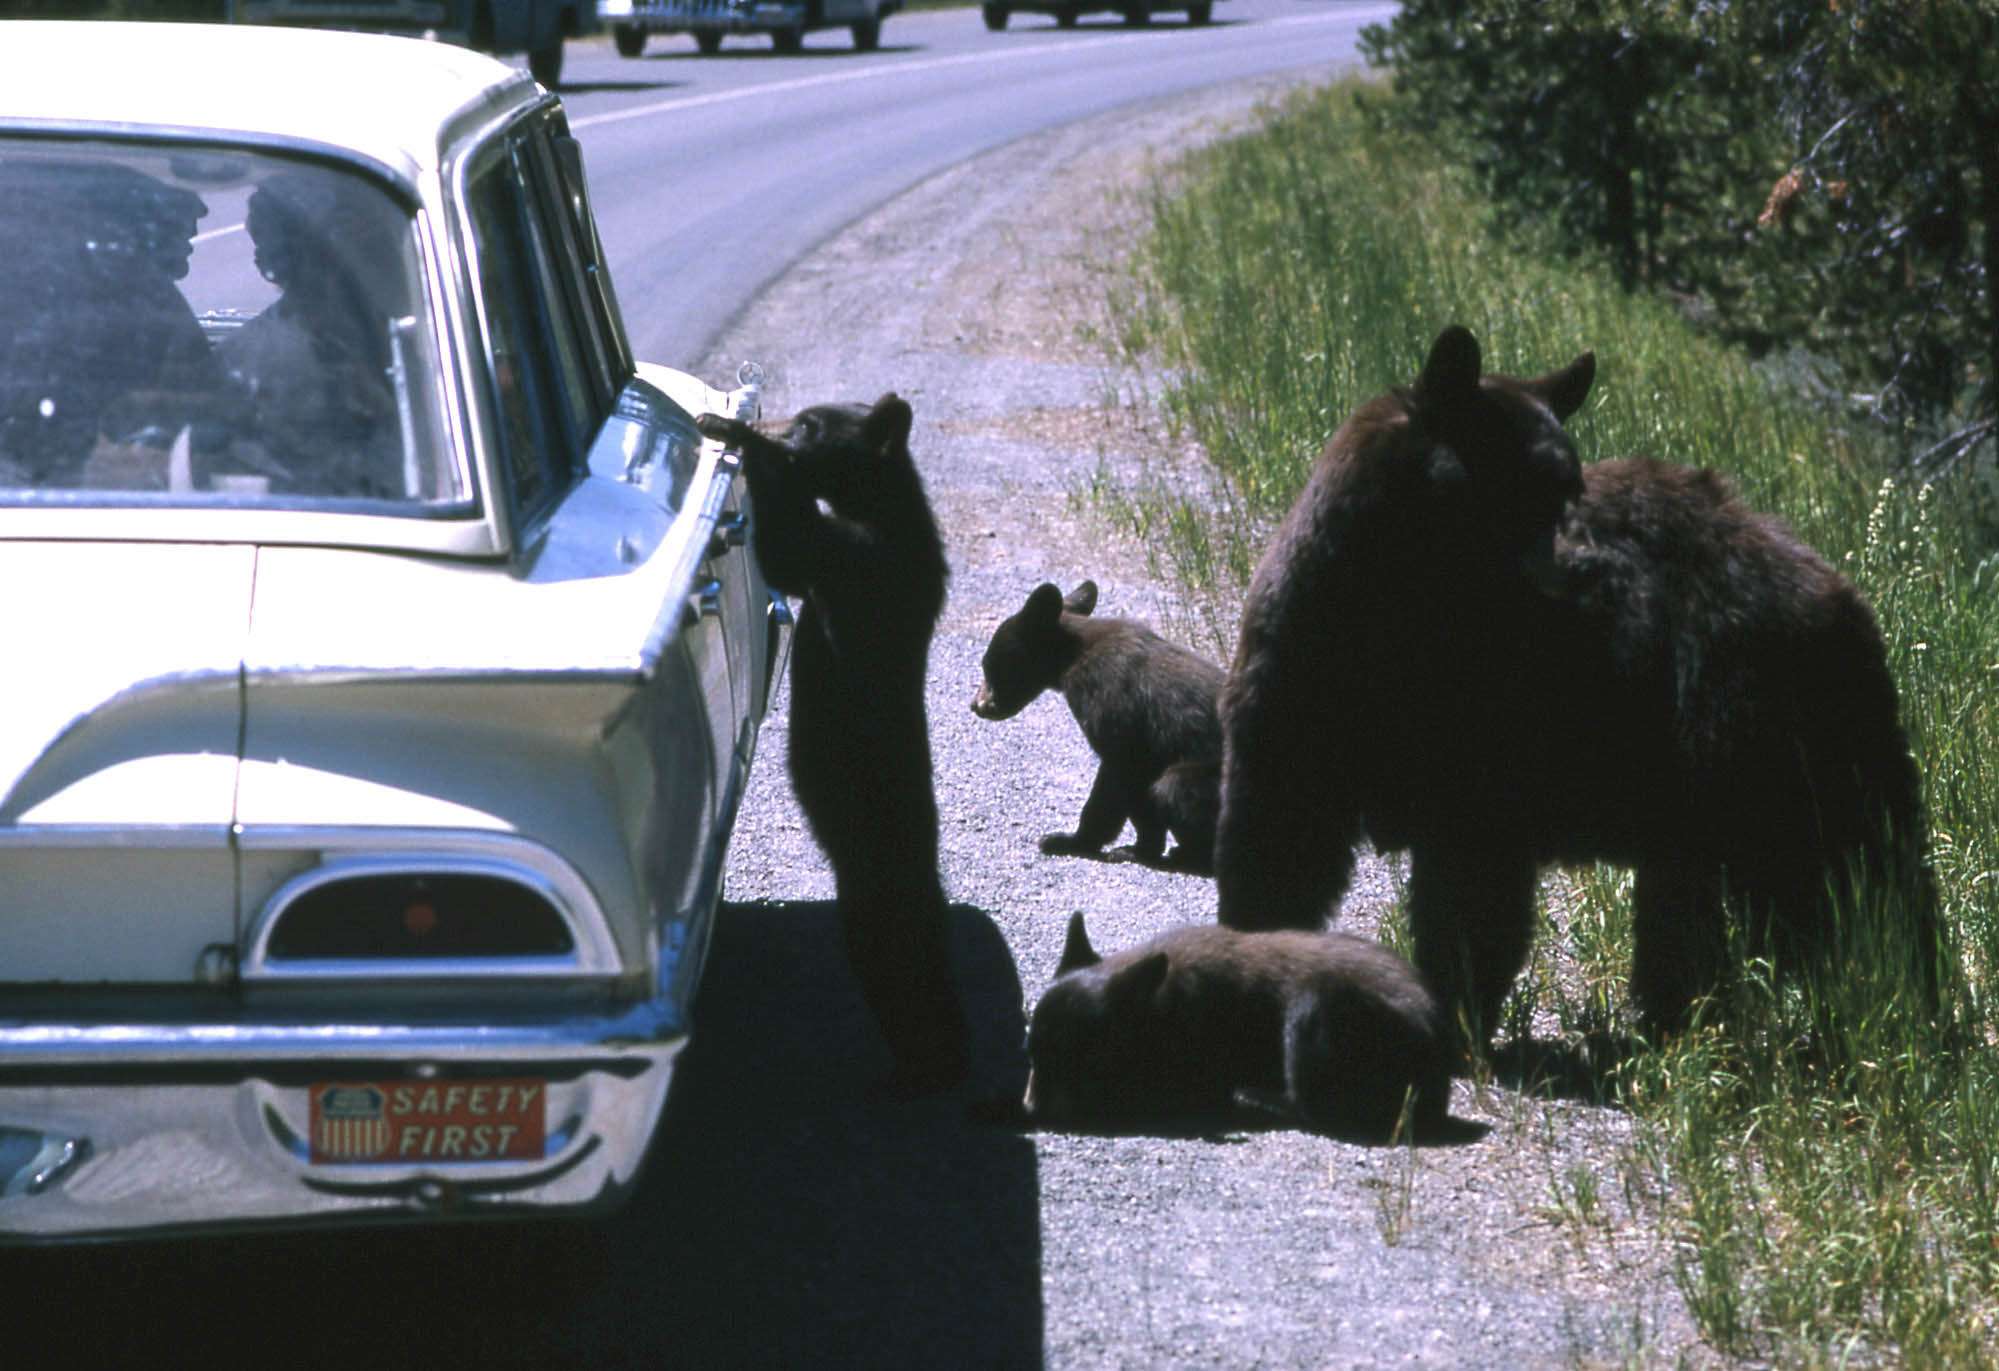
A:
1039 832 1099 856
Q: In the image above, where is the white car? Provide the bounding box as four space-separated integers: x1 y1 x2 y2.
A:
0 22 786 1239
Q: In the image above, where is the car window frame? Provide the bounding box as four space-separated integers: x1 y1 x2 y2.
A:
522 113 634 405
457 131 599 540
503 139 601 471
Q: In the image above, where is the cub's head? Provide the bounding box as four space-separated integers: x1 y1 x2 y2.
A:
695 391 915 510
971 579 1098 720
1394 325 1595 591
1023 912 1171 1131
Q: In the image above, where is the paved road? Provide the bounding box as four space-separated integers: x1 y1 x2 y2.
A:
556 0 1398 365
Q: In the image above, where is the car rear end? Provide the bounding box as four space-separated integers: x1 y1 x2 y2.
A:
0 22 767 1241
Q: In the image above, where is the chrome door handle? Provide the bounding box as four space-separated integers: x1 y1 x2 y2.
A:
705 513 747 561
687 579 724 623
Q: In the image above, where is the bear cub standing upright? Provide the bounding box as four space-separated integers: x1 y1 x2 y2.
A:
1023 913 1458 1142
696 394 969 1100
973 580 1223 871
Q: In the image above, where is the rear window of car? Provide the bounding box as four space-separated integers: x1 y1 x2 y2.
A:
0 137 471 514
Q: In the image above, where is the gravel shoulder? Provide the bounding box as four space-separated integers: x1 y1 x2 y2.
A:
694 71 1715 1370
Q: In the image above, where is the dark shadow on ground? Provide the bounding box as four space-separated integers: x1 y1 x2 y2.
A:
984 1108 1488 1148
1040 842 1212 876
995 15 1247 32
971 1077 1489 1147
595 896 1042 1369
553 78 687 94
639 42 924 59
0 900 1040 1371
1489 1031 1646 1108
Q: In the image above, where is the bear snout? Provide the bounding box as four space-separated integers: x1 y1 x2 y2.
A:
1021 1066 1074 1127
971 682 1020 720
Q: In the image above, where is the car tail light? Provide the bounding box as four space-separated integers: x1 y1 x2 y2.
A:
265 871 574 960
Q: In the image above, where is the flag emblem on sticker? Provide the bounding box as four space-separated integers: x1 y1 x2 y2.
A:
312 1084 391 1161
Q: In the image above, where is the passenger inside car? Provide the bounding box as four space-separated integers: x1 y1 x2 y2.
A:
217 168 411 499
0 159 220 488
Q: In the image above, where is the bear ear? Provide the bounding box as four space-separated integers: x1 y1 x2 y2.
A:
862 392 914 454
1108 950 1171 1008
1063 580 1099 617
1415 326 1482 409
1528 349 1596 422
1026 582 1067 623
1056 911 1101 975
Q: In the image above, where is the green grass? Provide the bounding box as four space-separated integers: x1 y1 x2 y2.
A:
1099 76 1999 1368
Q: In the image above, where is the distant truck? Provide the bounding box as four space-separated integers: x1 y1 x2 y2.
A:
598 0 899 54
229 0 589 86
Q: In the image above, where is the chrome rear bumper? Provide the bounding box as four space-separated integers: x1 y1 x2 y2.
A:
0 1003 684 1242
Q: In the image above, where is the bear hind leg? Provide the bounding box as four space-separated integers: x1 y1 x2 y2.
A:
1127 782 1172 862
1629 863 1728 1038
840 886 971 1101
1041 764 1132 856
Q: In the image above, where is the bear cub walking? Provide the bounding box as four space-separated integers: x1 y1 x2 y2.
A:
696 394 969 1100
1023 913 1458 1142
974 580 1223 871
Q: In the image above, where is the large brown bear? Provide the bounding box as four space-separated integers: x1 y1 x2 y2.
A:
1212 326 1935 1044
696 395 970 1100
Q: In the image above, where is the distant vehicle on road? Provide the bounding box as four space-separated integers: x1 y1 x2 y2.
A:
599 0 900 54
231 0 588 87
981 0 1217 27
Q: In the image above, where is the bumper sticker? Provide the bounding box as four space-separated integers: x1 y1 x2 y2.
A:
309 1079 546 1164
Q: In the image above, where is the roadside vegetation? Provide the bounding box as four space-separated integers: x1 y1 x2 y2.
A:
1096 71 1999 1369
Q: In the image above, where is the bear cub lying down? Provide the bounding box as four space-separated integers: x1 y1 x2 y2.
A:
1022 913 1462 1142
974 580 1223 871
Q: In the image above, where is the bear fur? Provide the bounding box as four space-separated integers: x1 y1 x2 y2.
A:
1023 913 1456 1142
1149 759 1221 873
973 580 1224 870
696 395 969 1099
1212 326 1935 1043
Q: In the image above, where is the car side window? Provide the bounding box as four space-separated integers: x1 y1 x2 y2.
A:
464 153 592 526
508 142 604 457
519 122 630 406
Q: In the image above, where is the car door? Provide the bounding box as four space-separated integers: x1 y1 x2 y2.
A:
518 112 766 768
459 112 748 974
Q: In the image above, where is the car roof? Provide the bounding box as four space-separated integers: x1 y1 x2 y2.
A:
0 21 539 182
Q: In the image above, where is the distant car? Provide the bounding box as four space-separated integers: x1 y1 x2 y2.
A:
230 0 591 88
599 0 900 54
0 22 787 1241
980 0 1216 28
